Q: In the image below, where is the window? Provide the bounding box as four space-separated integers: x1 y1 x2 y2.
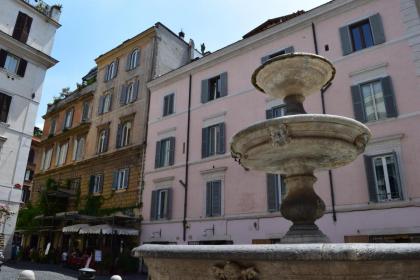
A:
120 80 139 105
24 169 34 181
266 104 286 119
12 12 33 43
266 174 286 212
261 46 294 64
49 118 56 136
41 148 53 170
202 123 225 158
339 13 385 55
63 109 74 130
70 178 81 193
163 93 175 117
116 121 131 148
206 180 222 217
28 149 35 164
97 129 109 154
155 137 175 168
98 93 112 115
351 76 397 123
81 101 90 122
0 92 12 123
150 188 172 220
0 50 27 77
89 174 103 194
73 137 85 161
104 60 118 81
127 49 140 71
112 168 129 190
201 72 228 103
365 153 403 202
55 142 68 166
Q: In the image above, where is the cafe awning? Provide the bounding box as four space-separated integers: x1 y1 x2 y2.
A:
78 224 139 236
62 224 90 233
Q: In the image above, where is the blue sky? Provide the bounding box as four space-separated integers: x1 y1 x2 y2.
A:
37 0 329 128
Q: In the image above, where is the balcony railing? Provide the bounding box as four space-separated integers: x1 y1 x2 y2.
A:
22 0 62 20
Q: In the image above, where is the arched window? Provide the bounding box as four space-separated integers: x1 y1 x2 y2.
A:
97 129 108 153
127 49 140 70
121 121 131 147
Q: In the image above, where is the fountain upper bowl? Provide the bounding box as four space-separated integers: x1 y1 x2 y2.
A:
230 114 371 174
252 53 335 99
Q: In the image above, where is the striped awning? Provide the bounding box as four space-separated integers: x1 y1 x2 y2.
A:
78 224 138 236
62 224 90 233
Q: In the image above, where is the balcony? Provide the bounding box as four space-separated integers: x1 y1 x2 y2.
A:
22 0 62 22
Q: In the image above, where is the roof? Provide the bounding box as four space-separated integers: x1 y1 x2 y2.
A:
243 10 306 39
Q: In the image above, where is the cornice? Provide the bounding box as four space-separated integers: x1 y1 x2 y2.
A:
0 30 58 68
39 122 91 146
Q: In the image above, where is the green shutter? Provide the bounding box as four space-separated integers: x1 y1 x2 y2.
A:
339 26 353 56
217 123 226 155
351 85 366 122
201 79 209 103
169 137 175 166
364 155 378 202
206 182 212 217
202 127 209 158
150 190 157 220
381 76 398 118
220 72 228 97
369 13 385 45
155 141 161 168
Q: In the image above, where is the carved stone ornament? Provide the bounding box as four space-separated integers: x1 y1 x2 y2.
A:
354 133 369 152
210 261 259 280
269 124 290 147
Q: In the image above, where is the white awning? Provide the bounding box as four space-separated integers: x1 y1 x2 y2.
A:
78 224 138 236
62 224 90 233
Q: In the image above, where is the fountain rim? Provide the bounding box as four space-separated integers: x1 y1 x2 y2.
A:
133 243 420 261
251 52 336 94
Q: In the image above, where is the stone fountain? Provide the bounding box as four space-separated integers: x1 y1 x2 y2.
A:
133 53 420 279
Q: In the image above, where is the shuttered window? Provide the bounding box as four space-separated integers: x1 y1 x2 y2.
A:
89 174 104 194
339 13 385 55
63 108 74 129
150 188 172 220
266 174 286 212
364 152 403 202
206 180 222 217
12 12 33 43
112 168 130 190
98 93 112 115
163 93 175 117
104 60 119 81
201 72 228 103
120 80 139 106
81 101 90 122
261 46 294 64
266 104 286 119
126 49 140 71
351 76 397 123
73 137 85 161
0 92 12 123
202 123 225 158
155 137 175 168
0 49 27 77
116 121 132 148
97 128 109 154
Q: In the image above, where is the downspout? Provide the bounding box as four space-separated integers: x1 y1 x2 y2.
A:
181 74 192 242
312 22 337 222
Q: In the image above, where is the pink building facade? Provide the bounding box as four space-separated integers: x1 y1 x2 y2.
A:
141 0 420 245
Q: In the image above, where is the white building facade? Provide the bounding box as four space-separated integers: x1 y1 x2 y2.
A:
0 0 60 257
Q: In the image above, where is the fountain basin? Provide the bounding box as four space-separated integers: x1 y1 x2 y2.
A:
133 244 420 279
231 114 371 174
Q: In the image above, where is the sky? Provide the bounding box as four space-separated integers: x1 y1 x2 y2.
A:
37 0 330 128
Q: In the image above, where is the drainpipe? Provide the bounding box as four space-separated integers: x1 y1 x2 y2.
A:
181 74 192 242
312 22 337 222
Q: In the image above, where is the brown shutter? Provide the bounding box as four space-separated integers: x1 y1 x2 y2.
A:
0 50 7 68
13 12 32 43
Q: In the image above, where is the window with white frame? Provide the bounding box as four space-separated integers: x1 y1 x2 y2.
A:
97 128 109 154
127 49 140 71
89 174 103 194
81 101 90 122
365 152 403 202
55 142 68 166
104 60 118 81
98 93 112 115
266 104 286 119
41 148 53 170
120 80 139 105
202 123 225 158
117 121 131 148
63 109 74 129
163 93 174 117
206 180 222 217
24 169 33 181
266 174 286 212
73 136 85 161
112 168 129 190
0 50 28 77
155 137 175 168
150 188 172 220
49 118 56 136
351 77 398 123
